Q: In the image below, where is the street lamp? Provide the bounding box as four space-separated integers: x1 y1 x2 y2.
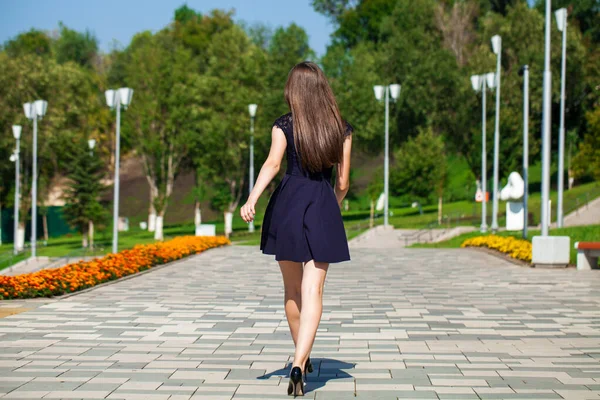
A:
555 8 567 228
540 0 552 236
12 125 21 255
88 139 96 155
519 65 530 239
105 87 134 254
373 83 401 227
470 72 496 233
87 138 97 248
23 100 48 258
490 34 502 232
248 103 258 233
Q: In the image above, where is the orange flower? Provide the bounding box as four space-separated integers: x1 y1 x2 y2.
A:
0 236 230 300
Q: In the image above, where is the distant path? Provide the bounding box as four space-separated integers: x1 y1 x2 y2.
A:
563 195 600 227
349 225 475 248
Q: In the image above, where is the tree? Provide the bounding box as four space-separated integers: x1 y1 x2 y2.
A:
391 127 447 213
62 140 106 248
573 106 600 181
53 22 99 69
194 25 264 238
365 169 383 228
0 52 103 244
313 0 396 49
121 31 200 240
3 29 52 57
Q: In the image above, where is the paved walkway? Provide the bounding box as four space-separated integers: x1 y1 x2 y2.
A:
1 245 600 399
563 196 600 227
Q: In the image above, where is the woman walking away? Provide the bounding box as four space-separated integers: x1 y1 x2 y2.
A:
240 61 353 397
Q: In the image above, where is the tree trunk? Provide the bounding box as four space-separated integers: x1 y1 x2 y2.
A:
194 200 202 227
224 211 233 238
16 222 25 252
43 214 49 242
88 220 94 249
370 199 375 229
154 213 164 241
438 196 443 225
146 177 158 232
82 226 88 248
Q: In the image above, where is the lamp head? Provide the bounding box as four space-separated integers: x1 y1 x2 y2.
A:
486 72 496 89
105 89 116 108
10 153 17 162
491 35 501 55
34 100 48 119
23 102 33 119
373 85 384 101
470 75 481 92
555 8 567 32
118 87 134 109
88 139 96 150
12 125 22 140
389 84 401 101
248 103 258 118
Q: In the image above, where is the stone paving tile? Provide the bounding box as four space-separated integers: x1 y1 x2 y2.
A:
1 245 600 400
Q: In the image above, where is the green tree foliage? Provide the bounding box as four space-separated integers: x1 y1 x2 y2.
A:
573 106 600 181
316 0 596 203
0 52 103 226
120 30 200 239
62 139 107 246
3 29 52 57
54 22 99 68
194 25 265 215
390 127 447 204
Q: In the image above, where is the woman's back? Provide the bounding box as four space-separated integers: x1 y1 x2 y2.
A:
274 112 353 182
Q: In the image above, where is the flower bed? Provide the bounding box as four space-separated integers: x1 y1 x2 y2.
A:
461 235 532 263
0 236 230 300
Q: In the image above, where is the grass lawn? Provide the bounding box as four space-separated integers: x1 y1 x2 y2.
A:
412 225 600 265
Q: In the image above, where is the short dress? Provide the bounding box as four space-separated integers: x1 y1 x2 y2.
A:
260 113 353 264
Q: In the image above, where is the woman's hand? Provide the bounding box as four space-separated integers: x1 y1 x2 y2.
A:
240 200 256 223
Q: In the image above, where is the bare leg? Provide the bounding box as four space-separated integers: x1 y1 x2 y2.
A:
292 260 329 369
279 261 303 346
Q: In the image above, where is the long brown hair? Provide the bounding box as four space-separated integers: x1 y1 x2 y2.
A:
284 61 345 173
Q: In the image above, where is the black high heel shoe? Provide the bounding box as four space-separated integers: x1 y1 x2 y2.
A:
287 366 304 397
305 357 313 374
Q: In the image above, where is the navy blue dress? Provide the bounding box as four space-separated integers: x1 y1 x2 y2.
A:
260 113 353 264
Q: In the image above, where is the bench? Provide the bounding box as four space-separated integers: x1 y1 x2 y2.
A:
575 242 600 270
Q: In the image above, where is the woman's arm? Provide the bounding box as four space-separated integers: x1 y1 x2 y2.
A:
240 126 287 223
334 134 353 206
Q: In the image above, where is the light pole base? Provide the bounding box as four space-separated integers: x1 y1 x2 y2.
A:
532 236 570 267
480 224 488 233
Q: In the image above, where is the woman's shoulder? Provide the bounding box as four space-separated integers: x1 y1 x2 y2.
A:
273 113 293 133
344 120 354 136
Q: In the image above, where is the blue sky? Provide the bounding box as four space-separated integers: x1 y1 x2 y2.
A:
0 0 335 56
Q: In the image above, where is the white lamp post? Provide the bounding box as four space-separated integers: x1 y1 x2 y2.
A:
105 87 134 254
23 100 48 258
248 103 258 233
540 0 552 236
519 65 530 239
555 8 567 228
470 72 496 233
373 83 401 227
12 125 22 254
490 34 502 232
87 138 97 248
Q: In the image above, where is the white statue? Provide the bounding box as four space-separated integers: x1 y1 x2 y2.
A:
500 171 525 231
500 171 525 201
